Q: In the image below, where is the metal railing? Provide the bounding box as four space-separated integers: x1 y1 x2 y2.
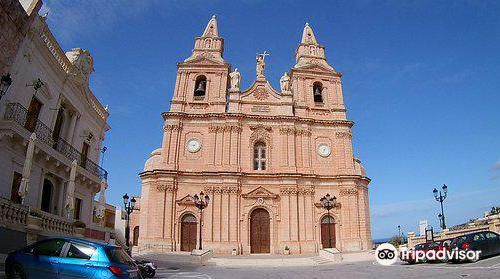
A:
4 103 108 180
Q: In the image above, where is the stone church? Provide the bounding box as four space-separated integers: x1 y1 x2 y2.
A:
138 16 372 255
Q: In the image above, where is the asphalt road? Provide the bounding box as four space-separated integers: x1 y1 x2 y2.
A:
1 254 499 278
149 254 500 279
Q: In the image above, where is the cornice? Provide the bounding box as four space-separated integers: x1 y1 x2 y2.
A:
139 169 371 183
161 112 354 127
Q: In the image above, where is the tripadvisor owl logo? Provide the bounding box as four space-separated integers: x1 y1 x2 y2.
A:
375 243 398 266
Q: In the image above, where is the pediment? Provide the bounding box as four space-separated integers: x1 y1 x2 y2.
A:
294 63 336 73
241 186 279 199
240 79 282 102
176 194 195 205
182 55 225 65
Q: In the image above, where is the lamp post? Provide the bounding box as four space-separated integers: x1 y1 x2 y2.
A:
122 193 136 254
0 73 13 101
433 184 448 229
320 193 337 248
193 191 210 250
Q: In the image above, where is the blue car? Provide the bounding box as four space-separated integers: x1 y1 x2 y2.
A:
4 237 141 279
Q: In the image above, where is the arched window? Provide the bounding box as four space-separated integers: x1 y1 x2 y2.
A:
253 142 267 171
194 75 207 99
313 82 323 103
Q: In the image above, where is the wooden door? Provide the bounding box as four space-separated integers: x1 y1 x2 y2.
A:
321 216 336 248
181 214 197 251
250 208 270 253
25 97 42 132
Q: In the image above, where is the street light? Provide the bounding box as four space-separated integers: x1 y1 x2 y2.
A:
0 73 13 101
320 193 337 248
193 191 210 250
123 193 137 254
433 184 448 229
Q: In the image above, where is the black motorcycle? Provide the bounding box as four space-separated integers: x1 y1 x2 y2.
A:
135 259 157 278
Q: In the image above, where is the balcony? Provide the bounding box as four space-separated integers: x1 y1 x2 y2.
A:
4 102 108 181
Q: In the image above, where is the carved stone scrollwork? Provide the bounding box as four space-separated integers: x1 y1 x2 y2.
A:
156 183 178 192
298 187 315 196
209 125 241 133
279 127 295 135
163 124 182 132
254 87 269 100
339 188 358 196
295 129 312 136
249 125 272 132
335 131 352 139
204 186 239 194
280 187 298 195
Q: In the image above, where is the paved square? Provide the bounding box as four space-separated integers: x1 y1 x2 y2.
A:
143 253 500 279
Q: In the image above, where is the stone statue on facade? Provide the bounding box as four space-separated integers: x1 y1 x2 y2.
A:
280 72 291 93
256 51 269 78
229 68 241 91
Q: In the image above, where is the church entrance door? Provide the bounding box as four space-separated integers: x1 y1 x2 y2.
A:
181 214 197 251
321 215 336 248
250 208 270 253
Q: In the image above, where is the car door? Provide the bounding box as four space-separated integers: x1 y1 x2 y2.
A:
26 239 65 279
58 241 98 279
472 233 488 256
485 232 500 256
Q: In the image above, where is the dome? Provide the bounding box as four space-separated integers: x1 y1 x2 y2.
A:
143 148 162 171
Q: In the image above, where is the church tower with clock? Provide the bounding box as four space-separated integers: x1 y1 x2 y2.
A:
138 16 372 255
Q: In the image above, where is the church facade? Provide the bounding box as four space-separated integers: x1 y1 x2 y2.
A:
138 16 372 255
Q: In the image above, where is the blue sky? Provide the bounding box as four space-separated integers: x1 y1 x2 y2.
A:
41 0 500 239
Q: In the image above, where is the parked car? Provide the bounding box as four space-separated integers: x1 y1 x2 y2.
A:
5 237 142 279
427 238 454 262
400 242 432 264
449 231 500 262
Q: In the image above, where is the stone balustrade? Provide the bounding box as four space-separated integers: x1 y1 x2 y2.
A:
0 197 28 228
407 214 500 247
38 210 73 235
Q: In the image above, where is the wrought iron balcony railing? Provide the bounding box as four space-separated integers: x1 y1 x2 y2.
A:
4 102 108 180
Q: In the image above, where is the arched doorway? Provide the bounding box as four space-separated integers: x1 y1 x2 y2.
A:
180 214 197 251
250 208 270 253
321 215 336 248
133 226 140 246
41 179 53 213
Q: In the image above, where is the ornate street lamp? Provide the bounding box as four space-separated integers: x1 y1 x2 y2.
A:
193 191 210 250
320 193 337 248
0 73 13 101
433 184 448 229
123 193 137 254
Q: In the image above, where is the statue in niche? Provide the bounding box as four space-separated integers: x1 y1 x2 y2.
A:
280 72 291 93
229 68 241 91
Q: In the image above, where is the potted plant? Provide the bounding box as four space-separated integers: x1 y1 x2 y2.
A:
73 220 86 237
26 210 43 230
284 246 290 255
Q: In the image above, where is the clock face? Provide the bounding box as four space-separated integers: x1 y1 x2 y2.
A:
317 144 331 157
187 139 201 153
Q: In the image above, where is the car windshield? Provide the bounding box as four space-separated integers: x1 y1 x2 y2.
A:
105 247 134 265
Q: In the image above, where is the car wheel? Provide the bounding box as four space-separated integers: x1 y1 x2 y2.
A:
10 264 26 279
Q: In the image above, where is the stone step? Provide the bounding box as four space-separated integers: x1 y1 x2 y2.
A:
311 256 334 265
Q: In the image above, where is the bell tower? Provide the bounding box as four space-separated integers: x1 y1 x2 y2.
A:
169 15 230 113
290 23 346 120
